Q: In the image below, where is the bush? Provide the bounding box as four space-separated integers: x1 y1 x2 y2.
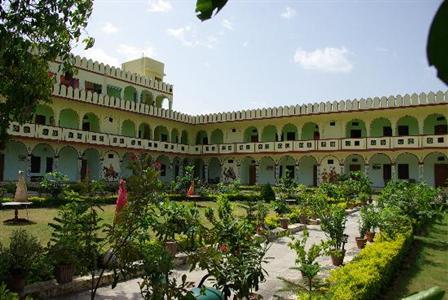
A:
327 230 412 300
261 184 276 202
265 215 280 229
40 171 68 199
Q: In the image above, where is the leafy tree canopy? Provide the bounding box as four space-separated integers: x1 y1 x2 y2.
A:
0 0 94 147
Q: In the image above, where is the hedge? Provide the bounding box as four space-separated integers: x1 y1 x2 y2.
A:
327 230 413 300
0 195 117 208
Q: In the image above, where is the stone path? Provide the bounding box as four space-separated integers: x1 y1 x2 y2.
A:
59 211 361 300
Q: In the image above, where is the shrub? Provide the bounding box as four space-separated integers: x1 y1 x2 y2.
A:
40 171 68 199
260 184 276 202
265 215 280 229
327 230 412 300
271 200 290 216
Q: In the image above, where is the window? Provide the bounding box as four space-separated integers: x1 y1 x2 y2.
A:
232 128 236 132
286 132 295 141
31 156 40 173
161 134 168 142
350 129 362 138
398 126 409 136
108 154 114 159
330 121 336 127
398 164 409 180
328 159 334 165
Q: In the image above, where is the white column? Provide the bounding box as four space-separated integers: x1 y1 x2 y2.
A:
364 164 369 178
391 163 397 181
78 156 83 181
53 155 59 172
294 162 300 183
418 162 424 182
275 163 280 184
255 163 260 184
339 163 345 176
316 164 322 185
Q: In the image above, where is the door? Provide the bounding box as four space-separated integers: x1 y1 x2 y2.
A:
383 164 392 184
349 164 361 172
435 124 448 135
398 164 409 180
350 130 362 138
383 126 392 137
0 153 4 181
81 159 87 180
434 164 448 187
250 135 258 143
249 165 256 185
398 125 409 136
313 165 317 186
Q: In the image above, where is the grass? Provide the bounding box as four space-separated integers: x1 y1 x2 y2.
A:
0 201 253 246
384 213 448 300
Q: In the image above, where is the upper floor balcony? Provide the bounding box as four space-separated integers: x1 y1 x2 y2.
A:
8 122 448 156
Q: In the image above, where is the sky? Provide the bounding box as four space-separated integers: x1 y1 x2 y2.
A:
74 0 447 115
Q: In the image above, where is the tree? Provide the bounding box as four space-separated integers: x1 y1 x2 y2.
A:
0 0 94 147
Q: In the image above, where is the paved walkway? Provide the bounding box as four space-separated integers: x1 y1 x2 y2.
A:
60 211 361 300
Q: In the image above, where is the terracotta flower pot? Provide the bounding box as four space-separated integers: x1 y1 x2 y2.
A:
279 218 289 229
7 273 26 293
330 249 346 266
165 240 178 256
299 215 308 224
355 237 367 249
365 231 375 242
55 264 75 284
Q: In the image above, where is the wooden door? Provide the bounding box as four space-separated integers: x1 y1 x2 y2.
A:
350 130 362 138
249 165 256 185
313 131 320 140
434 164 448 187
0 153 4 182
435 124 447 135
398 164 409 180
383 164 391 183
349 164 361 172
251 135 258 143
313 165 317 186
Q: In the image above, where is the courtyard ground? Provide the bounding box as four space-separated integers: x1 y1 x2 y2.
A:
384 213 448 300
57 211 361 300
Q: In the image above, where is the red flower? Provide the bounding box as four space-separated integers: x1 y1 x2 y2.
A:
219 243 229 253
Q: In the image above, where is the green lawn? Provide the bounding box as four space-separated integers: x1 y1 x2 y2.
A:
0 201 252 246
385 213 448 299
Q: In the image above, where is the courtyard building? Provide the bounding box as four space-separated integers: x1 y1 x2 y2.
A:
1 56 447 188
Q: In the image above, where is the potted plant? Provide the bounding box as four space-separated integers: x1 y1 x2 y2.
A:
320 206 348 266
255 202 268 234
355 207 369 249
272 200 290 229
363 205 378 242
5 230 42 293
48 240 77 284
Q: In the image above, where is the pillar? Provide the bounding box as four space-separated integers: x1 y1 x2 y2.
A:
275 163 280 184
364 164 369 178
316 164 322 185
204 163 209 184
78 156 83 180
255 163 260 184
26 153 32 181
294 162 300 183
53 155 59 172
391 163 397 181
179 164 184 177
418 162 424 182
339 163 344 176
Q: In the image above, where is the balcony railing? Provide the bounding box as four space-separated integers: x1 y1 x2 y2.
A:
8 123 448 156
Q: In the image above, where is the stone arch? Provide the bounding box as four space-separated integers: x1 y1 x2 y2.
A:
346 119 367 138
301 122 319 140
208 157 221 184
259 156 275 184
181 130 189 145
281 124 298 141
3 140 28 181
138 123 151 139
121 120 136 137
82 148 101 180
298 155 318 186
103 150 121 181
155 95 169 109
33 104 55 126
171 128 180 144
368 153 392 188
423 113 447 135
82 113 100 132
196 130 208 145
59 108 79 129
261 125 277 142
210 129 224 144
396 115 419 136
344 154 365 174
124 86 138 102
370 118 392 137
423 152 448 187
240 156 257 185
141 90 154 105
395 152 419 181
31 143 55 179
278 155 296 179
243 127 259 143
154 125 169 142
120 152 137 179
58 146 79 181
155 155 172 183
320 155 341 177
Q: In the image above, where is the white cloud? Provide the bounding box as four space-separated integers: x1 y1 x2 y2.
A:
117 44 156 61
79 48 121 67
375 46 388 52
166 26 197 47
293 47 353 73
242 41 249 48
101 22 119 34
222 19 234 30
147 0 172 12
281 6 296 19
